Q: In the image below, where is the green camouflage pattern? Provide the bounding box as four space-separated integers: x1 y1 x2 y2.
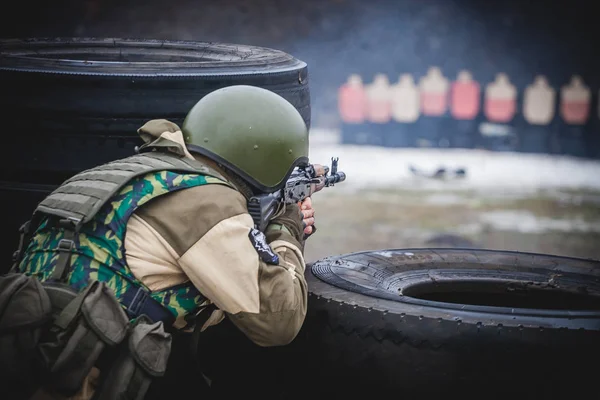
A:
19 170 227 328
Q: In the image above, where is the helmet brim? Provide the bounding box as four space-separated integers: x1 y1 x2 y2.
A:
187 144 309 193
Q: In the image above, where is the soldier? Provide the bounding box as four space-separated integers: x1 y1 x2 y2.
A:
0 85 315 399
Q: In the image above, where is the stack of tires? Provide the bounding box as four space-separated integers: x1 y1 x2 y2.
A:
0 37 311 270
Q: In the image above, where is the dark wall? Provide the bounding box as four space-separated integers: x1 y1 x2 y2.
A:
3 0 599 157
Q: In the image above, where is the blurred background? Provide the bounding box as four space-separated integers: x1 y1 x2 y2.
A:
2 0 599 262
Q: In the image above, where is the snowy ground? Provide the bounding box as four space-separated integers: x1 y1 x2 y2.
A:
303 129 600 263
308 128 600 194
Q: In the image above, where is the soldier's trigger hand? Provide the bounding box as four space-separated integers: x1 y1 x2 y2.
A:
312 164 327 177
300 197 315 236
303 224 317 240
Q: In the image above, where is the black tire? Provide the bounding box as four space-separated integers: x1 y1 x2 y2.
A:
0 37 310 272
285 248 600 399
0 37 310 183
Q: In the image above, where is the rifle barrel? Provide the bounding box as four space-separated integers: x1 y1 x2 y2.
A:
324 171 346 186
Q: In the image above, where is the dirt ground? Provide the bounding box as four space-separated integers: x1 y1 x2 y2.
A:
303 187 600 263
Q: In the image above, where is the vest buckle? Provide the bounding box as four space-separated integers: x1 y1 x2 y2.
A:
57 239 75 252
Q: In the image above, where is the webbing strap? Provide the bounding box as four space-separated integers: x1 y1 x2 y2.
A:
50 219 82 283
52 231 75 282
190 303 218 358
9 213 43 273
126 366 151 398
9 220 31 273
121 286 176 327
53 281 98 331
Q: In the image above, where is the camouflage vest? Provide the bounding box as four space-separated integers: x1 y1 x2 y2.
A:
17 151 231 329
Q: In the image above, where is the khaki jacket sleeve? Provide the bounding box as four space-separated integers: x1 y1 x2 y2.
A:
177 209 308 347
130 182 308 347
226 237 307 347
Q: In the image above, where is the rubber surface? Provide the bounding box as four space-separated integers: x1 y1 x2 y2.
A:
0 37 310 181
280 249 600 398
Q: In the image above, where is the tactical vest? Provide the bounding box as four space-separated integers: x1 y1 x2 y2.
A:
18 151 230 328
1 150 231 398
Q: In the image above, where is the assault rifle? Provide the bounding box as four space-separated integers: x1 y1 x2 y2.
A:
248 157 346 232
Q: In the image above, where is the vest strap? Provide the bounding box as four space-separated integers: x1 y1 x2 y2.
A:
121 285 176 326
50 218 83 283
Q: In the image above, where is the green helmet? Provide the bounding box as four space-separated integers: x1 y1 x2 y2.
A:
182 85 309 193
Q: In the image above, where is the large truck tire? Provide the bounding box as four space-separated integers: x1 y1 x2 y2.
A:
284 248 600 399
0 37 310 270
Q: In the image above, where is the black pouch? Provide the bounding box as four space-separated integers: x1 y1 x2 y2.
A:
38 280 130 397
0 272 53 383
94 315 172 400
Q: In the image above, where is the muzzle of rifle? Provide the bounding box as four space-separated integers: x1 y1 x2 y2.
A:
324 171 346 186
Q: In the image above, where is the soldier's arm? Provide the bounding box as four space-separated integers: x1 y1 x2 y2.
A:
226 202 308 346
128 183 308 346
